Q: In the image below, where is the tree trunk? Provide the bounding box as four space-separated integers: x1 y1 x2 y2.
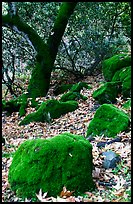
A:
2 2 77 98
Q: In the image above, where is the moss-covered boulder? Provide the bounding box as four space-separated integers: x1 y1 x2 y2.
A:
122 99 131 110
119 66 131 98
92 82 120 104
60 82 91 102
112 66 131 98
87 104 130 138
19 99 78 126
2 94 28 116
102 53 131 81
8 133 95 199
53 84 73 95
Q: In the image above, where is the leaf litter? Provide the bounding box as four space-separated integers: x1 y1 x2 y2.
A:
2 74 131 202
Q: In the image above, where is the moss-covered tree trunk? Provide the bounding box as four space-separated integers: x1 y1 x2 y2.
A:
2 2 77 98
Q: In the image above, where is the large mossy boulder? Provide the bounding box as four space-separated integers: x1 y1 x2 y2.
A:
8 133 95 199
87 104 130 138
92 82 120 104
19 99 78 125
119 66 131 98
2 94 28 116
112 66 131 98
60 82 91 102
102 53 131 81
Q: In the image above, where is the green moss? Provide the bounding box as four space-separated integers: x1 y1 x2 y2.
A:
112 66 131 98
8 133 95 198
123 99 131 109
19 99 78 126
2 94 28 116
119 66 131 98
102 54 131 81
60 82 91 102
87 104 130 138
70 82 91 92
60 91 87 102
112 70 122 82
92 82 120 104
17 94 28 116
29 98 40 110
53 84 73 95
27 61 52 98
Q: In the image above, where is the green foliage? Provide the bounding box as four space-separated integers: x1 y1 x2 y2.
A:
8 133 95 198
2 2 131 94
87 104 130 138
19 99 78 126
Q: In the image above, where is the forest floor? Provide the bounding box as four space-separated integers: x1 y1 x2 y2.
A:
2 72 131 202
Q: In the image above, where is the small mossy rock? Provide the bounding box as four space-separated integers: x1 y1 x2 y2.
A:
60 91 87 102
92 82 120 104
2 94 28 116
60 82 91 102
102 53 131 81
19 99 78 126
87 104 130 138
8 133 95 198
53 84 73 95
70 82 91 92
2 99 20 116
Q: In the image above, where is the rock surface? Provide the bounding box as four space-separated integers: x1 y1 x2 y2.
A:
87 104 130 138
8 133 95 198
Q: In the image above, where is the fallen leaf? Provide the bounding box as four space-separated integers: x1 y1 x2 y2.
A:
60 186 75 198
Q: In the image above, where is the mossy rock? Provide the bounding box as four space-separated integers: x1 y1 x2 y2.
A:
53 84 73 95
19 99 78 126
29 98 41 110
112 66 131 98
119 66 131 98
70 82 91 92
60 82 91 102
8 133 95 199
122 99 131 110
2 94 28 116
92 82 120 104
87 104 130 138
60 91 87 102
102 54 131 81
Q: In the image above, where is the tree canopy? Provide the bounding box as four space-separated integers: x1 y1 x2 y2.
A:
2 2 131 97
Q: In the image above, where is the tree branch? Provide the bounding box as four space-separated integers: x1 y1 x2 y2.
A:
2 14 48 54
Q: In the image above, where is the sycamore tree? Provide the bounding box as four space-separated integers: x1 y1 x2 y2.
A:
2 2 77 98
